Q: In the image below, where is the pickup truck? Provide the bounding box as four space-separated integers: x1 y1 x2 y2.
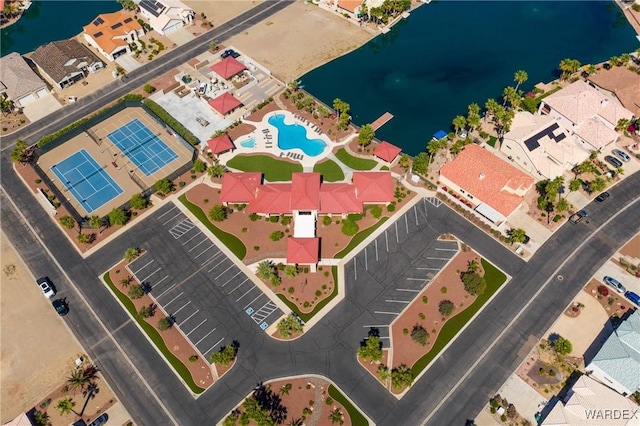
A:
569 209 588 224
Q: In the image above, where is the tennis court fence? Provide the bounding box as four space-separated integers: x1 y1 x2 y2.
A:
84 127 102 147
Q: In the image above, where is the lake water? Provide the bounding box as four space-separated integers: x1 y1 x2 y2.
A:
1 0 120 57
301 1 639 155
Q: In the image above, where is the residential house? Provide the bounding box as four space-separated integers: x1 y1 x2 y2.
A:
138 0 194 35
0 52 49 107
502 112 590 179
539 80 633 151
83 11 144 61
586 309 640 396
541 374 639 425
439 144 534 225
31 39 103 89
336 0 362 16
588 66 640 118
219 171 393 269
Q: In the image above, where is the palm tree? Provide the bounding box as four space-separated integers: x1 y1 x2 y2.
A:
502 86 521 110
513 70 528 92
256 261 276 281
280 383 292 395
55 397 77 415
66 365 98 392
616 118 631 132
333 98 345 117
559 58 580 80
466 103 481 133
452 115 466 135
569 179 581 193
89 215 103 229
484 98 500 123
556 198 569 213
329 407 344 425
427 137 447 165
78 382 100 417
467 259 479 272
288 419 303 426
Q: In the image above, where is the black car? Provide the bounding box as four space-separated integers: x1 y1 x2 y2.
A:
230 50 241 58
604 155 623 168
88 413 108 426
220 49 232 58
52 298 69 316
595 192 610 202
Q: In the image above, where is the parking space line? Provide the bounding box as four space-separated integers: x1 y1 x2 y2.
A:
363 325 390 328
181 233 200 246
435 248 458 252
395 222 399 243
228 277 249 293
179 309 200 326
405 215 409 234
353 258 357 280
215 264 235 280
194 329 217 346
140 267 162 284
374 311 400 315
221 271 243 288
385 230 389 252
364 248 368 270
426 257 450 260
417 267 440 271
385 300 410 303
396 288 420 292
172 301 191 315
202 250 222 265
236 286 255 302
156 283 177 299
203 338 224 356
163 292 184 307
151 275 169 288
406 277 427 281
157 206 177 219
414 206 419 226
163 212 183 225
379 336 390 339
194 244 216 259
375 239 379 261
186 319 207 336
132 259 154 274
188 238 209 252
244 294 264 310
208 258 228 273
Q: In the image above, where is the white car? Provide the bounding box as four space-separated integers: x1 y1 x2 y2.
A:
36 277 56 298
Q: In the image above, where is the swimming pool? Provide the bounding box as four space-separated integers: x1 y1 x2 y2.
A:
268 114 327 157
240 137 256 148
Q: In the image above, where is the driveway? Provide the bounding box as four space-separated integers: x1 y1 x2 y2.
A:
165 27 196 46
21 93 63 122
116 54 142 73
496 375 547 424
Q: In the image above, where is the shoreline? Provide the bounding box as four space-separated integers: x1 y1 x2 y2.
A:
614 0 640 37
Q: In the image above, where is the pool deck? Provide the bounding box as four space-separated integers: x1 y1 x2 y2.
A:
223 110 346 170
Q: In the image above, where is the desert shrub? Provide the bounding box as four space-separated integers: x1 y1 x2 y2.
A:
322 216 332 226
439 300 455 316
410 324 429 346
370 205 383 218
157 317 171 331
270 231 284 241
128 284 145 299
341 219 359 236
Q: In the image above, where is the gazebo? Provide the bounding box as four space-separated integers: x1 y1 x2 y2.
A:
210 56 247 80
206 133 235 157
373 140 401 163
208 92 242 116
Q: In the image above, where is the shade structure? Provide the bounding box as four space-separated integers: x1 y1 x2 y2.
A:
208 92 242 116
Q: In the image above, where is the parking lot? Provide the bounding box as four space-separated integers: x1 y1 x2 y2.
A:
126 203 283 359
346 197 458 343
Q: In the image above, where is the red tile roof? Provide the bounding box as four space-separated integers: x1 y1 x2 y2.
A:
439 144 534 217
287 237 319 265
353 172 394 203
219 172 262 203
373 141 401 163
207 134 234 155
337 0 362 13
83 11 142 54
248 184 293 215
319 183 361 214
210 56 246 80
290 172 320 211
208 92 242 116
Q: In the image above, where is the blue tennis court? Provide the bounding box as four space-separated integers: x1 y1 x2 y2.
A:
51 149 123 214
107 118 178 176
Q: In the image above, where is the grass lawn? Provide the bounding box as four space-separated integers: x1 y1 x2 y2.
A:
411 258 507 376
313 159 345 182
178 194 247 259
103 272 204 394
487 136 497 148
334 217 389 259
227 155 302 181
335 148 377 171
328 384 368 426
277 266 338 322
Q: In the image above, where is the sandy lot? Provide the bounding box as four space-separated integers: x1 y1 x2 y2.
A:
184 0 260 27
0 232 83 422
225 1 373 82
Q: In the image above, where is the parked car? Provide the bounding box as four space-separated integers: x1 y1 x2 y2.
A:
221 49 239 59
595 192 610 202
604 155 623 168
52 298 69 316
36 277 56 298
624 291 640 306
569 209 588 224
603 276 626 294
88 414 108 426
612 149 630 162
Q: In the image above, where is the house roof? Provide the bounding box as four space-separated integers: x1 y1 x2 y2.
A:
374 141 402 163
541 375 639 425
210 57 246 80
207 134 234 155
290 172 320 211
353 172 394 203
139 0 193 33
589 66 640 117
208 92 242 116
319 183 361 214
31 39 101 83
588 310 640 394
83 11 142 54
337 0 362 13
440 144 534 217
287 237 319 264
0 52 47 100
2 412 33 426
543 80 633 128
248 184 293 215
574 118 620 150
219 172 261 203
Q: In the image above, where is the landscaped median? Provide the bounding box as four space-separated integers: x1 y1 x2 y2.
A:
357 243 507 396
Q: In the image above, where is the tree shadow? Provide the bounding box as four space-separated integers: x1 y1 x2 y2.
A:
252 384 287 425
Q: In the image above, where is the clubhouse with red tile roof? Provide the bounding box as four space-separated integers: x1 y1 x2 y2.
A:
439 144 534 224
287 237 320 269
373 141 402 163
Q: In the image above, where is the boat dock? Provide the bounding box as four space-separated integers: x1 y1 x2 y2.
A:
371 112 394 131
